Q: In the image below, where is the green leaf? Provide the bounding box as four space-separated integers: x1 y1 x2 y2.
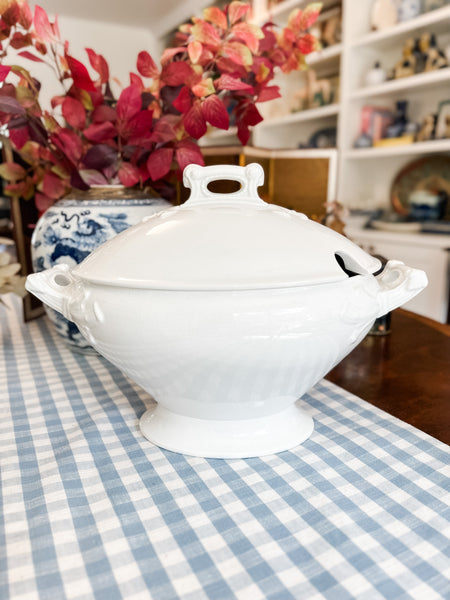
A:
0 162 26 181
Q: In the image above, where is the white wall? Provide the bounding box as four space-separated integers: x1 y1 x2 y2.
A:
58 15 162 90
5 11 162 110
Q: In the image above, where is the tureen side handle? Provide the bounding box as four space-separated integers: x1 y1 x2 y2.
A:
26 264 79 321
375 260 428 317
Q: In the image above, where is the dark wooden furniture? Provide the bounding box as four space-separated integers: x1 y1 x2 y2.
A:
326 309 450 446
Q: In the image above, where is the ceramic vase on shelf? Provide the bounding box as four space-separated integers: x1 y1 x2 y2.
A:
364 61 388 86
397 0 422 22
371 0 398 30
31 185 170 353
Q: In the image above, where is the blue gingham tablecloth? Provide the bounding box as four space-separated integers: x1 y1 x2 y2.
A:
1 295 449 600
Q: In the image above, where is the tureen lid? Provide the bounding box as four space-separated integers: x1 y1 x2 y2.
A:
73 163 381 290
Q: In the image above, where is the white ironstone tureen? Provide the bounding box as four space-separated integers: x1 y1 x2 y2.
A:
26 163 427 458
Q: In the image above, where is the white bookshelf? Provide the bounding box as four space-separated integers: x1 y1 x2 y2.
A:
257 103 340 127
338 0 450 210
351 4 450 47
306 43 343 68
255 0 341 22
350 67 450 99
345 138 450 159
202 0 450 210
336 1 450 323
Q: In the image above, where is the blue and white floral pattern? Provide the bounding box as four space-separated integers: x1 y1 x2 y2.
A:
31 196 170 353
398 0 421 22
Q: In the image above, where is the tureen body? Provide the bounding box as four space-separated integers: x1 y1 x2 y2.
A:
26 164 427 458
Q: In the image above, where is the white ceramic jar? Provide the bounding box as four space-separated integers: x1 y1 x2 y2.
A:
26 164 428 458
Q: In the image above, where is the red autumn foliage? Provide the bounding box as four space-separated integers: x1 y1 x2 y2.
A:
0 0 321 208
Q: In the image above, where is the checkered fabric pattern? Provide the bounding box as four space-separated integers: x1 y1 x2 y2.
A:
1 295 449 600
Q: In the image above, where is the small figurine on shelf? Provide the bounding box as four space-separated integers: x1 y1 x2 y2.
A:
412 37 426 73
423 0 447 11
373 100 418 145
365 61 388 86
309 7 342 49
416 113 437 142
445 41 450 64
424 34 448 70
415 32 432 72
393 38 416 78
385 100 409 137
435 100 450 138
293 70 332 111
328 75 340 103
445 115 450 138
317 201 349 236
405 121 420 137
321 12 342 47
393 32 448 75
354 133 373 148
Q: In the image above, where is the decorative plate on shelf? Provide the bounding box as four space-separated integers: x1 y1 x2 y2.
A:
370 219 422 233
390 156 450 219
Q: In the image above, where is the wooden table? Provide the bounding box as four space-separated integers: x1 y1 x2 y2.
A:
326 309 450 446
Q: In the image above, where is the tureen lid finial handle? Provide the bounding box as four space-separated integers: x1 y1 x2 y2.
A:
183 163 266 206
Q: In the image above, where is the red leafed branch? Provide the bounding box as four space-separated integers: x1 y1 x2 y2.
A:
0 0 321 208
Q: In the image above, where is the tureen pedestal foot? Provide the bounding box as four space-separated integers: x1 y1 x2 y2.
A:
139 402 314 459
